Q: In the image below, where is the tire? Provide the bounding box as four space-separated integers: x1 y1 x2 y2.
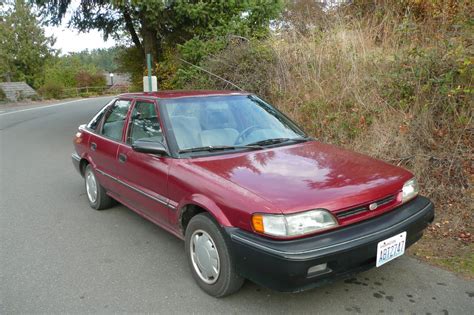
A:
84 164 115 210
185 213 244 297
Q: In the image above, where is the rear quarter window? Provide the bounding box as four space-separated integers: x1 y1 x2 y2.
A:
101 99 132 141
87 99 115 131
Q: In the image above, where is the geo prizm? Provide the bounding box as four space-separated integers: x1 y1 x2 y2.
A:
72 91 434 297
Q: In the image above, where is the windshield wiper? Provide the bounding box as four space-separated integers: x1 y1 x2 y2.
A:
179 144 263 154
247 137 312 147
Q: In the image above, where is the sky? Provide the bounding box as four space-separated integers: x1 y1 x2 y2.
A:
44 25 117 54
40 0 117 54
0 0 117 54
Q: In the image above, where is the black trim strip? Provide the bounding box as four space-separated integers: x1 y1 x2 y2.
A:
336 195 396 219
95 169 177 210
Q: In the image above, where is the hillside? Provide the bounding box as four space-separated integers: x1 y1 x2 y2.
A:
180 1 473 276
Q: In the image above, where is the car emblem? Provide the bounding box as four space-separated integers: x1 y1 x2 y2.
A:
369 202 378 211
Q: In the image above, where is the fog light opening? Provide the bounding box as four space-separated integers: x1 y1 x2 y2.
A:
307 263 331 277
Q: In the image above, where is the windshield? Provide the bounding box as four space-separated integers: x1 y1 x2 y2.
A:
160 95 306 151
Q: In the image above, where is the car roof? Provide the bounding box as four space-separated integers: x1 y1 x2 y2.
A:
118 90 250 99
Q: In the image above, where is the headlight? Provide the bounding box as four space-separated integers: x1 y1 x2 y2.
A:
402 178 419 203
252 209 338 237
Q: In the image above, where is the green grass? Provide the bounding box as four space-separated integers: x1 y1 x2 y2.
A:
409 243 474 279
436 251 474 279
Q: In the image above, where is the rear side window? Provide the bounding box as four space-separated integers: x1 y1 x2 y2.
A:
101 99 132 141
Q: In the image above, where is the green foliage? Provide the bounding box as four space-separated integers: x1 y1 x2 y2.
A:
75 70 106 88
383 41 473 118
173 0 283 39
0 2 118 99
174 66 214 91
42 57 81 88
178 38 228 65
38 52 109 98
41 53 108 92
179 39 277 96
154 48 181 90
68 48 120 72
37 81 64 99
36 0 283 55
116 46 145 91
0 0 55 88
35 0 284 91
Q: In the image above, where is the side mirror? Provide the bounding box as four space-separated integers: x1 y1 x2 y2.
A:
132 140 168 156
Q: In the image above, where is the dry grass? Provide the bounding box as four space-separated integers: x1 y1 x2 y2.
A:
268 12 473 277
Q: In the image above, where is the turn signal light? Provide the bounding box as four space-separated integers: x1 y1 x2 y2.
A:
251 214 264 233
74 132 82 144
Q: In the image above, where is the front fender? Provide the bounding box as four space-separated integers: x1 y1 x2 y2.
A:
177 193 232 227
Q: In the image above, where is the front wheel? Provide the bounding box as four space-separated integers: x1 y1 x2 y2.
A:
185 213 244 297
84 164 115 210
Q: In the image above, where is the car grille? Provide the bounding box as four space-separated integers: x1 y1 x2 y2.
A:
335 195 396 219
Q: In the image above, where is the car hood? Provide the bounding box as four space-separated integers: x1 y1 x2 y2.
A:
187 141 413 214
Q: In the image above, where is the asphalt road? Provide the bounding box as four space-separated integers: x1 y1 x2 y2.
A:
1 97 472 314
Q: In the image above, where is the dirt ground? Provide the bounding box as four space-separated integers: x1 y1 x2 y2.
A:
408 196 473 279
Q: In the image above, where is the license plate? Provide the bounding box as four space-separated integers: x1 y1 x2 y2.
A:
376 231 407 267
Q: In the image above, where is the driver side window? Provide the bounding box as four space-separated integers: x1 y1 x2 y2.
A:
127 101 163 144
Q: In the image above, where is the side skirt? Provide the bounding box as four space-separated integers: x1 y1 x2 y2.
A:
107 191 185 241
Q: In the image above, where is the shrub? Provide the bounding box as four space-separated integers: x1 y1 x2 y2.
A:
75 70 106 88
30 94 42 101
38 82 64 99
179 39 277 97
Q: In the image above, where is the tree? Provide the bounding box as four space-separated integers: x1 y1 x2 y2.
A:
69 47 120 72
34 0 283 66
0 0 55 87
280 0 326 34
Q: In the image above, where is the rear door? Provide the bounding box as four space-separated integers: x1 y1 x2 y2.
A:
88 98 132 193
115 100 172 226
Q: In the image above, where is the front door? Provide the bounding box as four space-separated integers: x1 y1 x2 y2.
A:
115 100 171 226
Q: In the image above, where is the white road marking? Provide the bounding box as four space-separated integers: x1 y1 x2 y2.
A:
0 96 112 116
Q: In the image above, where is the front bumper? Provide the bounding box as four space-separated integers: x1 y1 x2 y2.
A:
225 196 434 292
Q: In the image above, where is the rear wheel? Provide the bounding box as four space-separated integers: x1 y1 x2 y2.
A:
84 164 115 210
185 213 244 297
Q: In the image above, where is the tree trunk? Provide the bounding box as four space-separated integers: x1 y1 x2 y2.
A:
122 9 143 54
140 15 159 68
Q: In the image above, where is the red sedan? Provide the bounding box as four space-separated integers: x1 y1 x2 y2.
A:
72 91 434 297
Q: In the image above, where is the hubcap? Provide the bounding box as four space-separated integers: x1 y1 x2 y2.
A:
85 170 98 203
190 229 220 284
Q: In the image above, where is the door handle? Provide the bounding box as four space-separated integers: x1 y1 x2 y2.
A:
118 153 127 163
90 142 97 151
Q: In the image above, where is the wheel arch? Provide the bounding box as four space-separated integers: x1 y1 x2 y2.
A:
79 158 90 177
178 194 232 235
77 152 98 177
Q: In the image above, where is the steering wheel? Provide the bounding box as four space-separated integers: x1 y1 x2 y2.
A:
235 125 260 145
